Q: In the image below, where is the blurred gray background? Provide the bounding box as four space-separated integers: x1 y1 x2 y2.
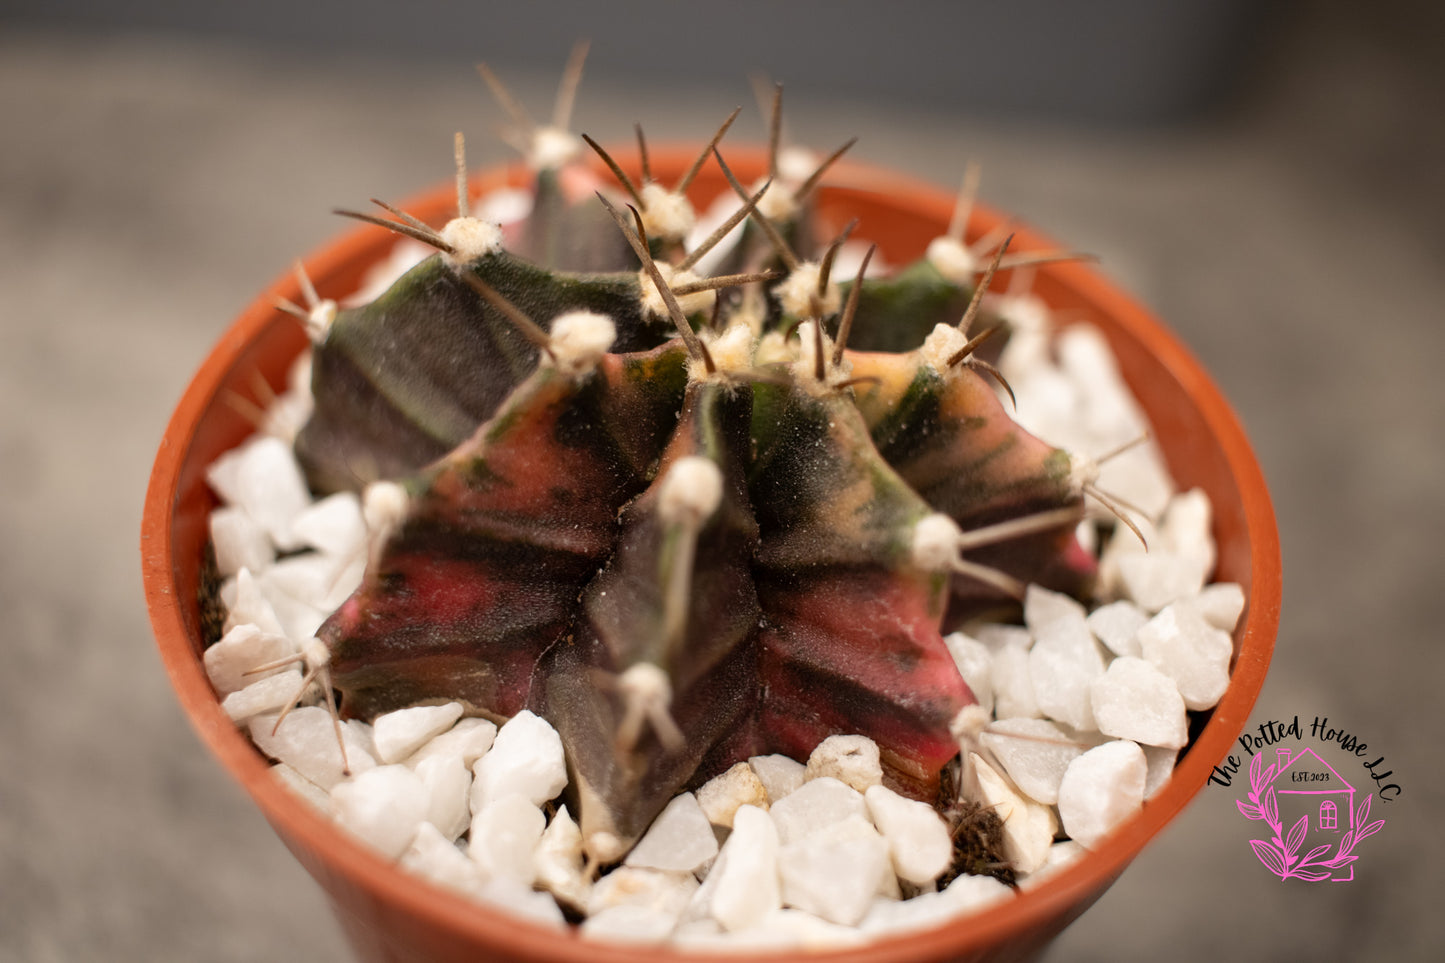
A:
2 1 1440 959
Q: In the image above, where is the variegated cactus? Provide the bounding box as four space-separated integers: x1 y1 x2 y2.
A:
285 53 1112 863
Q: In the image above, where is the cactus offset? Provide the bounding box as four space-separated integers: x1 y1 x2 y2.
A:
292 61 1115 862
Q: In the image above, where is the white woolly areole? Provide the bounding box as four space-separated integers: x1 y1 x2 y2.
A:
752 175 798 222
692 320 756 381
911 512 963 572
790 320 852 390
546 311 616 375
755 330 792 367
926 235 979 285
638 262 715 321
618 662 674 708
301 636 330 670
639 182 696 241
1068 451 1100 492
306 300 337 343
529 125 582 170
362 481 409 535
775 262 840 319
658 456 724 526
439 217 503 266
950 704 991 744
919 322 970 373
777 146 819 185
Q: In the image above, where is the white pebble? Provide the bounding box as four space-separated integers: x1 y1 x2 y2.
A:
625 792 718 874
372 703 465 764
290 491 366 558
748 754 806 803
968 754 1055 874
696 761 769 828
1023 584 1089 636
1018 840 1086 890
1138 604 1233 710
468 794 545 884
1086 599 1149 659
864 785 953 884
1089 657 1188 749
778 814 891 926
1118 550 1209 613
331 764 429 860
534 805 591 911
1142 744 1179 799
209 506 275 577
399 821 484 896
987 632 1042 720
475 877 566 928
414 754 471 841
221 669 303 723
702 805 781 932
249 706 376 790
270 762 331 813
203 623 294 695
980 718 1085 806
1057 740 1147 849
860 873 1012 936
805 735 883 793
589 866 697 919
768 776 866 845
582 905 678 944
222 569 285 638
1160 488 1215 573
1028 611 1105 731
471 710 567 810
742 909 865 950
944 632 994 715
1181 582 1246 632
231 435 313 551
405 717 497 769
260 553 355 618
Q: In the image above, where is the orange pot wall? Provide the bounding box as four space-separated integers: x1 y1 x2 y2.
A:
143 148 1279 963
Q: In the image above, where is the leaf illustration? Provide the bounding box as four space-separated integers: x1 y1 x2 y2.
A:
1249 752 1265 789
1292 868 1333 882
1326 854 1358 869
1356 818 1384 843
1237 800 1265 820
1250 838 1288 878
1355 793 1371 828
1285 815 1308 859
1263 786 1280 828
1300 843 1333 865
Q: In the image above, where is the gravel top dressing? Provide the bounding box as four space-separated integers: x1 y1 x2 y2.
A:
201 231 1238 951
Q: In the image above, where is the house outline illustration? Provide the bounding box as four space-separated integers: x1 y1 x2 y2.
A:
1264 745 1356 881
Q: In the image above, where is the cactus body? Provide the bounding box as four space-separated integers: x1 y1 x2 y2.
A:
299 130 1097 861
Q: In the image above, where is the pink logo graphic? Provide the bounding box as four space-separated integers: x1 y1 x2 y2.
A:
1236 746 1384 881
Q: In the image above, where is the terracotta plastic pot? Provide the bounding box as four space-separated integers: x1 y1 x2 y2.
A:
142 147 1279 963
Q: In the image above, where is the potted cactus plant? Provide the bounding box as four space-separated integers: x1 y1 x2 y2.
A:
142 55 1279 962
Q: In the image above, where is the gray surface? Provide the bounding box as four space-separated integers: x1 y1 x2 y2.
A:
1 8 1441 961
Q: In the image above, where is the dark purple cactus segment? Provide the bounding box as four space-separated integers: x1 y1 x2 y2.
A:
535 380 761 856
297 250 667 493
849 349 1095 614
745 382 972 794
321 347 688 720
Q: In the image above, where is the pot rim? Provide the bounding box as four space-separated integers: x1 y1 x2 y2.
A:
142 145 1279 962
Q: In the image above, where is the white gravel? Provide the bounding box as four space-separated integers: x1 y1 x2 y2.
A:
198 221 1248 948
